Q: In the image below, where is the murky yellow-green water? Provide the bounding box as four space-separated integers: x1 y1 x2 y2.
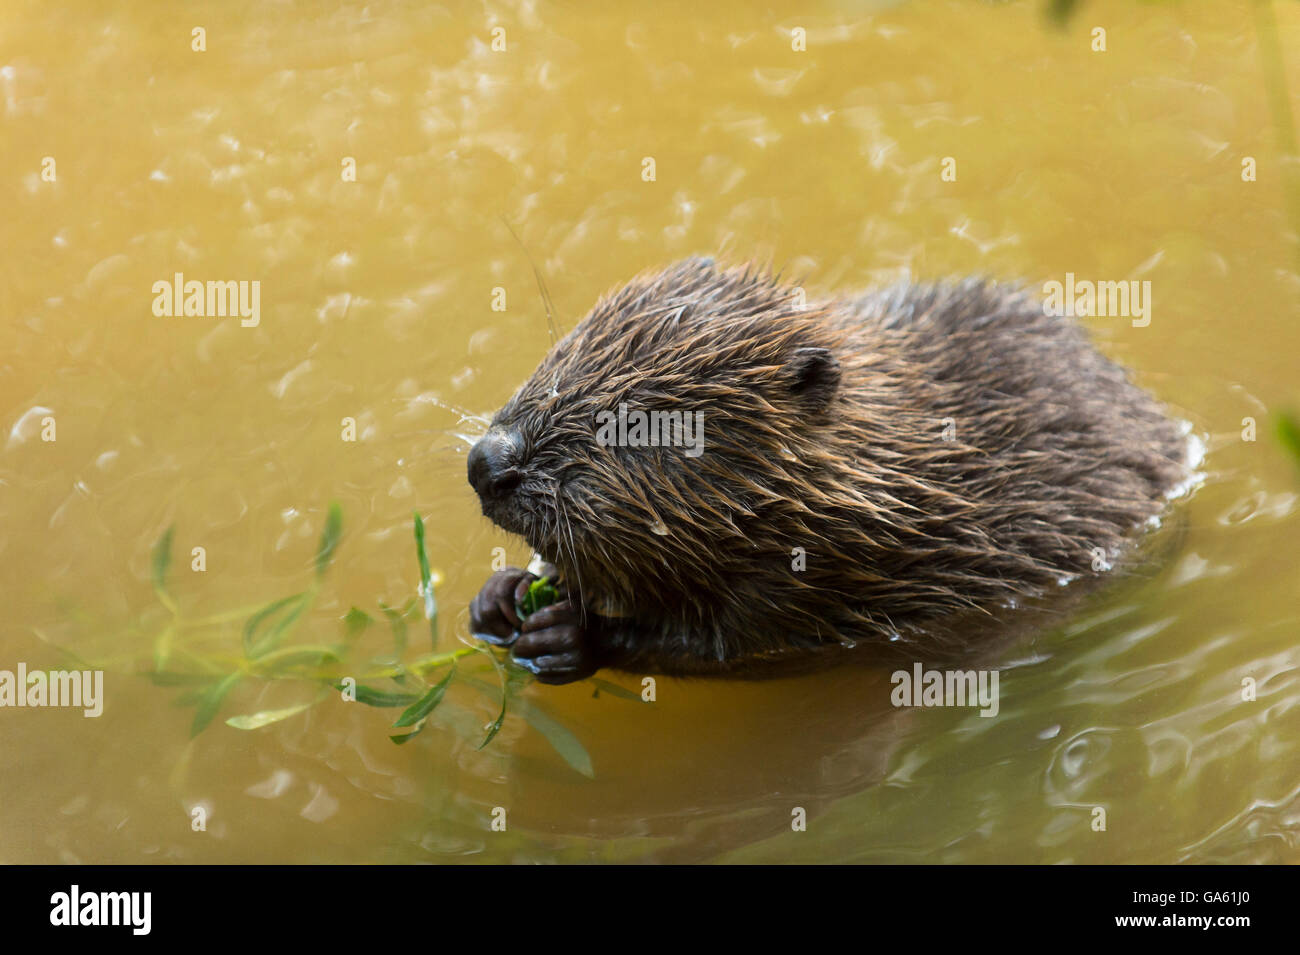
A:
2 0 1298 863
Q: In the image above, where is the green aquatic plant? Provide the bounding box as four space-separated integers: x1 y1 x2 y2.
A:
126 504 630 776
518 576 559 617
1276 410 1300 471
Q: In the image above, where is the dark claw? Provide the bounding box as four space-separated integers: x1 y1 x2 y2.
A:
510 654 542 675
475 629 519 648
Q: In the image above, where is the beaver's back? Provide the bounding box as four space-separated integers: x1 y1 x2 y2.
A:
819 279 1189 626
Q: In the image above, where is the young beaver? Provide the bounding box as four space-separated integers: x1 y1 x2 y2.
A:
467 257 1190 684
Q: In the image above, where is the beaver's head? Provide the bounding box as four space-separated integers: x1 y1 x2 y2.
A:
467 257 849 620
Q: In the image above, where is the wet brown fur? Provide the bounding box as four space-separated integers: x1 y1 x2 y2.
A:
480 258 1190 675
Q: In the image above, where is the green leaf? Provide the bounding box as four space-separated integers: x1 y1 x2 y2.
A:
477 649 511 750
413 512 438 648
338 683 421 707
1045 0 1081 28
225 699 318 730
392 668 456 728
1276 411 1300 467
343 607 372 639
153 622 176 669
587 676 647 703
413 512 432 592
148 671 218 687
507 660 535 693
378 598 416 656
151 525 173 591
30 626 97 670
315 501 344 578
513 697 594 778
465 677 594 778
518 576 558 617
389 724 427 745
191 672 242 737
254 646 340 669
242 592 309 659
151 526 177 613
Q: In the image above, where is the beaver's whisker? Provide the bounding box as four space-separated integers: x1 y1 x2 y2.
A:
557 491 587 626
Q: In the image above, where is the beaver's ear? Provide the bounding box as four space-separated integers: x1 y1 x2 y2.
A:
786 347 841 411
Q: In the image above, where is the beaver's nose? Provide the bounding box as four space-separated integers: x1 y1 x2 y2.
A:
467 429 524 502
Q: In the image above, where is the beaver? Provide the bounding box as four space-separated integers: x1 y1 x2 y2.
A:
466 257 1191 684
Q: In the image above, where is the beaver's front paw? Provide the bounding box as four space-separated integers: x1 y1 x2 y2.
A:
469 567 536 644
511 599 599 685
